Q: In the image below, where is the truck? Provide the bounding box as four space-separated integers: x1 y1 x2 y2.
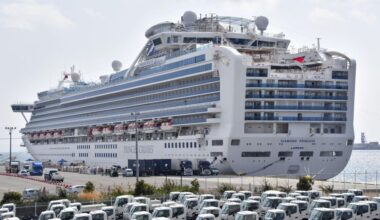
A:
128 159 193 176
127 159 212 176
5 161 20 173
30 162 43 176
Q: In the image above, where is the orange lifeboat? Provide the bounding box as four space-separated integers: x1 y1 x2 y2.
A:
53 130 62 138
160 121 177 132
127 123 139 134
92 127 103 136
114 123 126 135
46 131 53 139
143 120 159 133
103 126 114 135
40 132 46 139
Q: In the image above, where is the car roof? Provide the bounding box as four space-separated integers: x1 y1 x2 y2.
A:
90 210 106 214
155 207 171 210
335 208 352 211
238 211 257 215
198 214 214 218
62 207 77 212
75 213 91 217
278 203 297 206
133 211 150 215
224 202 240 206
202 207 219 210
313 208 334 211
102 206 115 210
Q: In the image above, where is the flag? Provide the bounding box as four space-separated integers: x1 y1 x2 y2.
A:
293 56 305 63
63 74 68 80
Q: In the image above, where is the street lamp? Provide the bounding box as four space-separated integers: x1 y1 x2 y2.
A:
5 127 16 173
131 112 140 182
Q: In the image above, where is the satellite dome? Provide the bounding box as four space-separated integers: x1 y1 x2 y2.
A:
71 73 80 82
112 60 122 72
255 16 269 34
182 11 197 27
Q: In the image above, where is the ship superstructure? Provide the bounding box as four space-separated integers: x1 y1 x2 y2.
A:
12 11 356 179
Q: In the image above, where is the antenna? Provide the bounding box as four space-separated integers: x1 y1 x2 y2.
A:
316 37 321 50
255 16 269 35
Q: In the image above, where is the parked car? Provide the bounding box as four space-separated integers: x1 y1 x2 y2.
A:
18 170 29 176
22 188 40 200
51 172 64 182
68 185 85 194
123 169 134 177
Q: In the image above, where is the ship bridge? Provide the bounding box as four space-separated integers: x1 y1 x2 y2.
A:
11 103 34 123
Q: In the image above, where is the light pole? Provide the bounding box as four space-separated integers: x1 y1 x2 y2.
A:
5 127 16 173
131 112 140 182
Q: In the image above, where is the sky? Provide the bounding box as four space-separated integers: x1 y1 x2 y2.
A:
0 0 379 152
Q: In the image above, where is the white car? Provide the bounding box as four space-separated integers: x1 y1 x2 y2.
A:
123 169 134 177
18 170 29 176
68 185 85 194
22 188 40 200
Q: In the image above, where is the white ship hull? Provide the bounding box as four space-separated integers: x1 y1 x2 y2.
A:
23 135 351 180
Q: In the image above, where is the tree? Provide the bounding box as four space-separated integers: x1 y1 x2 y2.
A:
1 192 21 205
134 180 155 196
296 175 314 191
190 179 200 193
84 181 95 193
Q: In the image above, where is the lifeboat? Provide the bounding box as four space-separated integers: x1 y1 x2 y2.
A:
103 126 114 135
53 130 62 138
127 123 139 134
92 127 103 136
143 120 159 133
114 123 126 135
45 131 53 139
40 132 46 139
160 121 177 132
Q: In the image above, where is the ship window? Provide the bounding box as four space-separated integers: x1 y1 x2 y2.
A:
210 152 223 157
242 151 271 157
152 38 162 46
164 143 167 148
231 139 240 146
173 36 179 43
194 142 197 148
246 68 268 77
251 40 275 47
186 143 189 148
212 140 223 146
167 37 171 43
228 38 251 45
278 151 293 157
175 143 178 148
320 151 343 157
190 142 193 148
184 37 196 43
300 151 314 157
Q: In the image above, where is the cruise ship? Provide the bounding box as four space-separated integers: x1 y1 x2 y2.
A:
12 11 356 179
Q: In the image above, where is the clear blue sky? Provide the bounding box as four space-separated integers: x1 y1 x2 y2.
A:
0 0 379 152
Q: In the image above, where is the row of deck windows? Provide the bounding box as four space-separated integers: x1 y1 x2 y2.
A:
164 142 198 149
241 150 343 157
78 153 89 157
95 144 117 149
95 153 117 158
77 145 90 149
